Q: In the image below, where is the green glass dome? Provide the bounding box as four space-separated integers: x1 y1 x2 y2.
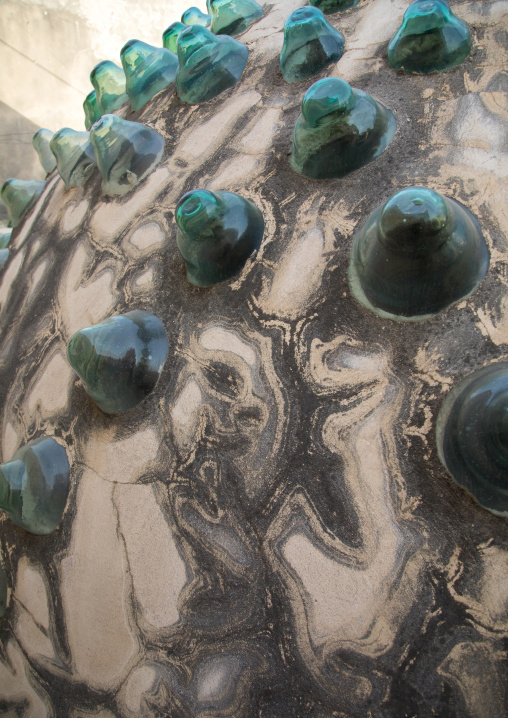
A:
348 187 489 319
0 437 70 535
163 21 187 54
280 6 345 83
32 129 57 174
290 77 396 179
90 60 128 113
0 179 46 227
83 90 102 130
309 0 360 13
387 0 472 74
437 362 508 516
175 189 264 286
176 25 248 104
89 114 165 196
67 311 169 414
50 128 97 189
207 0 263 36
120 39 178 112
182 6 211 26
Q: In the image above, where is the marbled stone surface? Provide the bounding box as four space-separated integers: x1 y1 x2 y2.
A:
0 1 508 716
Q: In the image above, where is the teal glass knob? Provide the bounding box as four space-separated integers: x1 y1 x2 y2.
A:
83 90 102 130
32 129 57 174
387 0 472 74
437 362 508 516
175 189 264 287
290 77 396 179
0 179 46 227
0 228 12 249
0 249 9 269
182 6 211 26
49 128 97 189
207 0 263 36
176 25 248 104
0 563 7 618
348 187 489 319
120 39 178 112
89 114 165 196
90 60 128 114
67 310 169 414
163 21 187 54
309 0 360 12
280 6 345 83
0 437 70 535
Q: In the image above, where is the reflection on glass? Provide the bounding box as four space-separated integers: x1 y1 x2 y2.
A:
0 437 70 535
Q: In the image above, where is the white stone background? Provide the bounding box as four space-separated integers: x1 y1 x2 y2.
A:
0 0 207 216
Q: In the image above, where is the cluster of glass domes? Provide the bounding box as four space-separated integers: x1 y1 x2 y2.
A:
0 0 501 609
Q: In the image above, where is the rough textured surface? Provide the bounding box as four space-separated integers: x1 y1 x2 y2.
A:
0 1 508 716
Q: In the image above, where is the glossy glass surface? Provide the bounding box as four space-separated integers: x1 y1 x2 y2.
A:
281 6 345 83
163 21 187 54
290 77 396 179
120 39 178 111
310 0 360 12
176 189 264 286
90 60 128 113
50 128 97 189
83 90 102 130
182 6 211 26
0 437 70 535
67 310 169 414
387 0 472 74
176 25 248 104
207 0 263 36
0 229 12 249
0 564 6 618
349 187 489 319
437 362 508 515
32 129 57 174
0 179 46 227
89 114 165 196
0 249 8 269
